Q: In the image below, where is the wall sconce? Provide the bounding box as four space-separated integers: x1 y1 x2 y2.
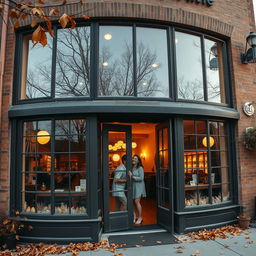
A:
241 32 256 64
112 154 120 162
140 153 146 160
209 43 218 70
37 130 50 145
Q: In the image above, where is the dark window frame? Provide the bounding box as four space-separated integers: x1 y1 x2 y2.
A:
13 20 231 106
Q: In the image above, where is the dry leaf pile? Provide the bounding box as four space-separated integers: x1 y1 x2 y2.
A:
187 225 245 241
0 240 123 256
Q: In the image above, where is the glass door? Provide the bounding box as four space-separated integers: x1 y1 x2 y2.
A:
102 124 132 232
155 122 173 232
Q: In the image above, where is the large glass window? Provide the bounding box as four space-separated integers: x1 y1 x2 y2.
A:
56 27 90 97
184 120 230 207
21 35 53 99
22 119 87 215
204 39 226 103
175 32 204 101
136 27 169 97
98 26 133 96
19 23 228 104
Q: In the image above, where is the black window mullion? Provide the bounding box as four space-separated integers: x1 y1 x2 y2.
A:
168 27 175 99
133 24 137 97
207 121 212 204
90 23 98 99
172 27 178 101
201 36 208 102
51 119 55 214
51 25 58 99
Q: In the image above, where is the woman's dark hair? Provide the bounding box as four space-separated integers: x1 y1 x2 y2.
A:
121 154 127 163
133 154 143 168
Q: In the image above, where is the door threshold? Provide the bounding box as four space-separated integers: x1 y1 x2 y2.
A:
101 227 167 240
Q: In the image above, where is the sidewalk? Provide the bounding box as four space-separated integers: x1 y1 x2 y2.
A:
46 227 256 256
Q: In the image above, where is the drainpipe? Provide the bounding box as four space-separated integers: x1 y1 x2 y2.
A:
0 0 9 133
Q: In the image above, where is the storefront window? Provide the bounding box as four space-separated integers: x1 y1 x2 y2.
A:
175 32 204 101
98 26 133 96
184 120 230 207
136 27 169 97
204 39 226 103
56 27 90 98
21 34 53 99
19 23 228 104
22 119 87 215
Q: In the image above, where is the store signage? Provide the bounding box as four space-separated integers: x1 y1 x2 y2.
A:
186 0 214 6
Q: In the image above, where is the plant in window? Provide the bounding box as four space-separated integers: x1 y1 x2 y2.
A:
243 127 256 150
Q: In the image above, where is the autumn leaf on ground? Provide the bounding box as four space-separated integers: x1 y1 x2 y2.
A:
156 241 162 244
135 244 141 248
112 254 123 256
245 236 250 239
176 249 183 253
223 244 229 248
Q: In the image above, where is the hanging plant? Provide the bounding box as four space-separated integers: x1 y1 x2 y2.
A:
243 127 256 150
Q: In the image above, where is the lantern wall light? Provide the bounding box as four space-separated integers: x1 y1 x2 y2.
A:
37 130 50 145
241 32 256 64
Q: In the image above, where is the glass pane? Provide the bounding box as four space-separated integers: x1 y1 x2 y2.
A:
222 184 230 201
37 196 51 214
209 121 219 135
70 135 86 152
98 26 133 96
55 136 69 152
163 128 168 150
198 189 209 205
160 169 169 188
24 173 36 191
23 193 36 213
158 129 163 151
196 121 206 134
211 151 220 166
71 196 87 214
184 120 195 134
159 188 169 209
136 27 169 97
184 136 196 150
36 172 51 190
205 39 226 103
70 120 86 135
54 173 70 190
212 186 222 203
109 132 127 212
54 196 70 214
219 136 227 150
70 173 86 191
211 167 221 183
221 167 229 183
198 168 208 184
56 27 90 97
176 32 204 101
21 35 52 99
185 191 197 206
219 122 226 135
55 120 69 135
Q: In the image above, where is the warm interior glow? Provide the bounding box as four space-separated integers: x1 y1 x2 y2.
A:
112 154 120 162
140 152 146 160
122 143 126 149
37 130 50 145
202 136 215 147
132 142 137 148
108 145 113 150
117 140 124 145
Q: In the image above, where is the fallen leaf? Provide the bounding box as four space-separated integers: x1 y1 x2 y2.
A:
135 244 141 248
156 241 162 244
9 9 20 19
59 13 76 29
244 244 249 248
223 244 229 248
245 236 250 239
176 249 183 253
38 0 45 4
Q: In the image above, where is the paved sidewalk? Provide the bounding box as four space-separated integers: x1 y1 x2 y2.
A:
46 227 256 256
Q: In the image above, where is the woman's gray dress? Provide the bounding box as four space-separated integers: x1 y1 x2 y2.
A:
132 166 146 199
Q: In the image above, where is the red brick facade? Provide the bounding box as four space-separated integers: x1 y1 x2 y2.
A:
0 0 256 218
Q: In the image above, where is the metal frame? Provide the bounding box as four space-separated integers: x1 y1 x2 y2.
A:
12 20 231 106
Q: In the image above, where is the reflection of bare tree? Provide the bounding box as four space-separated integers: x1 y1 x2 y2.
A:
178 76 204 101
26 27 162 98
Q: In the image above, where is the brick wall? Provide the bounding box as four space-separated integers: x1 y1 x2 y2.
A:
0 0 256 217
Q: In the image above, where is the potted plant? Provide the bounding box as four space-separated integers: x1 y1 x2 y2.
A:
243 127 256 150
237 215 251 229
0 216 24 250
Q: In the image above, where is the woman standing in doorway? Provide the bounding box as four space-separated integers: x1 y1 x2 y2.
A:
129 154 146 225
